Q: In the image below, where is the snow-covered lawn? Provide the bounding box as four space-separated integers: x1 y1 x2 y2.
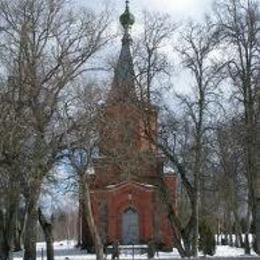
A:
13 241 258 259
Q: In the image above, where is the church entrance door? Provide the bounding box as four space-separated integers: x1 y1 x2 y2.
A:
122 208 139 244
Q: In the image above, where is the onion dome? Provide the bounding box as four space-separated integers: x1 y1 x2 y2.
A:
120 0 135 30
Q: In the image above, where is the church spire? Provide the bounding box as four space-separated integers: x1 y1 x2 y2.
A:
108 0 136 103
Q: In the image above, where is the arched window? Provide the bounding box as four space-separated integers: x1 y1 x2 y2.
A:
122 208 139 244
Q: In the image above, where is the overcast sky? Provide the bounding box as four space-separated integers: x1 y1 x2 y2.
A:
72 0 217 96
50 0 220 210
75 0 215 21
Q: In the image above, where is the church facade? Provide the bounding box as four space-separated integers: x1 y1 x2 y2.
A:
88 1 177 250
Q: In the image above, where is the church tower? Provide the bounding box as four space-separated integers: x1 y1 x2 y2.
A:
89 1 177 249
98 0 158 180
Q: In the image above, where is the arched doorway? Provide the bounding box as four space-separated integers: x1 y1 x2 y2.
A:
122 208 139 244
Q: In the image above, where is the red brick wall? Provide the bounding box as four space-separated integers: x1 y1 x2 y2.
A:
90 179 177 249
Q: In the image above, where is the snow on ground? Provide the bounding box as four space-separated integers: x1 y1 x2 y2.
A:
214 246 257 257
13 241 258 259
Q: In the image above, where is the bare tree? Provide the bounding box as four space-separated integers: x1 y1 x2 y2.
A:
0 76 30 260
133 11 175 103
38 208 54 260
143 19 225 257
65 81 105 260
174 19 224 256
215 118 247 248
214 0 260 253
0 0 111 259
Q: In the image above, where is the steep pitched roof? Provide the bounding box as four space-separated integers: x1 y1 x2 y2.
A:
108 1 137 103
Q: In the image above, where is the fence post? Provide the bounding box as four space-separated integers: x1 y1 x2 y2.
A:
41 248 44 260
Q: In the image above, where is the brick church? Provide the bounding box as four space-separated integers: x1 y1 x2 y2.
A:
87 1 177 250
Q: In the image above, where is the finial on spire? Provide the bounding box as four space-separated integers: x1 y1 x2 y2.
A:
120 0 135 31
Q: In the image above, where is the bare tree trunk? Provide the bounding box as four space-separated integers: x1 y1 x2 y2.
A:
14 206 23 252
76 205 82 247
0 242 12 260
38 209 54 260
79 174 94 252
233 210 243 248
156 176 193 257
244 204 251 255
80 181 103 260
23 194 39 260
81 211 95 253
0 199 17 260
0 220 11 260
229 232 233 247
192 160 200 257
228 212 233 247
14 229 22 252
